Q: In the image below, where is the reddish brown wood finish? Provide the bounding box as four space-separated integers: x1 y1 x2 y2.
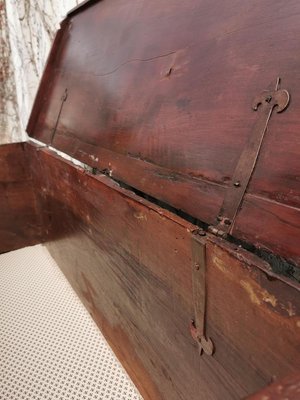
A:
246 372 300 400
26 143 300 400
234 194 300 265
9 0 300 395
27 0 300 266
0 143 43 253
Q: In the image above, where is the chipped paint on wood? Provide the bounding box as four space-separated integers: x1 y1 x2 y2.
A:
239 279 299 317
240 280 262 306
212 254 229 275
134 212 148 221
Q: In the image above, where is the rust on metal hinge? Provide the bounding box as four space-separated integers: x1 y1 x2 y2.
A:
50 88 68 145
215 77 290 235
190 234 214 356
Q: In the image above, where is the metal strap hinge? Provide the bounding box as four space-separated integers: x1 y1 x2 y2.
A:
190 234 214 356
215 77 290 234
50 88 68 145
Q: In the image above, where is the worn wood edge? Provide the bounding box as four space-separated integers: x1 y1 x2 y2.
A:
67 0 102 17
205 239 300 396
25 142 198 233
70 142 225 223
62 139 226 189
41 133 225 223
207 235 300 292
232 192 300 268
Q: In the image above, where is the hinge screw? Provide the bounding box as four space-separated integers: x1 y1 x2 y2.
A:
224 218 231 225
233 181 241 187
195 263 200 271
266 95 272 103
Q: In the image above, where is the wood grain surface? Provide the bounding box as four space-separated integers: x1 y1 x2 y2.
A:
27 0 300 266
26 143 300 400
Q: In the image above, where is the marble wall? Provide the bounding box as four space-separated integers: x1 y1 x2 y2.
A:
1 0 80 144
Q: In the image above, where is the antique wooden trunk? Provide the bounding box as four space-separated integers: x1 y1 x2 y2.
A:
1 0 300 398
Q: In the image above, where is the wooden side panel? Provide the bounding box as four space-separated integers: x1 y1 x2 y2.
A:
27 143 300 400
0 143 43 253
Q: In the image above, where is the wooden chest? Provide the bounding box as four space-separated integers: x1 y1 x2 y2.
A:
1 1 300 398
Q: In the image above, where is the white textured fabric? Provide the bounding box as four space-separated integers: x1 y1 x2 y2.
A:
1 0 81 144
0 244 142 400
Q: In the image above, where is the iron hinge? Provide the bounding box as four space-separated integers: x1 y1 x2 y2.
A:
50 88 68 145
215 77 290 234
190 234 214 356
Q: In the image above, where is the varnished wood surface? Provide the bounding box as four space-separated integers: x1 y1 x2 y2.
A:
246 372 300 399
26 143 300 400
234 194 300 265
0 143 43 253
27 0 300 266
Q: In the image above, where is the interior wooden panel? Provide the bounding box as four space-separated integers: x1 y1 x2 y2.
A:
26 143 300 400
27 0 300 264
0 143 43 253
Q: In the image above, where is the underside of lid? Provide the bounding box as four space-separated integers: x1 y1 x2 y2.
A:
27 0 300 266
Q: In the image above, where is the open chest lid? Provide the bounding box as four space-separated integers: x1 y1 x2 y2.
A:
27 0 300 267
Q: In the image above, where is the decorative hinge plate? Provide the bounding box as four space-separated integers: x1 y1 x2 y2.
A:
215 77 290 234
190 234 214 356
